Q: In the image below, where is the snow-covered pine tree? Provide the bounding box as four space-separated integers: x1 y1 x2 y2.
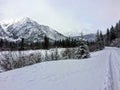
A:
96 30 105 50
75 41 90 59
74 32 90 59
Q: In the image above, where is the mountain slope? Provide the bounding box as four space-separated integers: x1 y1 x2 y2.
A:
0 25 8 37
0 17 66 42
0 47 120 90
0 18 96 42
71 33 96 42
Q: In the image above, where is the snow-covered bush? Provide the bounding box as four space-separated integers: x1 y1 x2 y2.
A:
0 52 18 70
62 48 75 59
61 43 90 60
0 45 90 72
44 51 51 61
54 48 60 60
49 48 60 60
0 51 42 71
24 53 42 65
50 52 55 60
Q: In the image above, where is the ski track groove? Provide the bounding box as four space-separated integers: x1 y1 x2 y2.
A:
109 52 114 90
104 48 120 90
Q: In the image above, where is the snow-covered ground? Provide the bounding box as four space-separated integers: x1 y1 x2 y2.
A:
0 47 120 90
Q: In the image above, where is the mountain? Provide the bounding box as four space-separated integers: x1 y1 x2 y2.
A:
0 17 66 42
83 34 96 41
0 17 96 43
0 25 8 37
71 33 96 42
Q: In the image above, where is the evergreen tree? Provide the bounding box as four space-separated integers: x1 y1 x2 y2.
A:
20 38 24 50
43 35 49 49
106 28 110 46
118 21 120 37
96 30 104 50
100 31 104 49
115 23 119 38
0 39 3 48
96 30 100 50
110 26 116 41
74 41 90 59
74 32 90 59
115 21 120 38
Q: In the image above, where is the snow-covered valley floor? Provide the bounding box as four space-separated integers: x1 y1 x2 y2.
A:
0 47 120 90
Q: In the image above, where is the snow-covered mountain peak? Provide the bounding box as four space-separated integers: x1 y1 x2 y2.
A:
14 17 36 24
20 17 32 22
0 17 66 42
1 17 35 26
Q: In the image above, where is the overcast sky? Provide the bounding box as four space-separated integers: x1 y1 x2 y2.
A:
0 0 120 35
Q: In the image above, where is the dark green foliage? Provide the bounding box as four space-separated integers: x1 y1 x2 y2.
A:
0 36 80 51
110 26 116 41
96 30 104 50
104 20 120 46
43 35 49 49
0 39 3 47
105 28 110 46
20 38 25 50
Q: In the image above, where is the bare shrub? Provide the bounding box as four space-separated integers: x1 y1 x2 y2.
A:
0 51 42 71
62 48 75 59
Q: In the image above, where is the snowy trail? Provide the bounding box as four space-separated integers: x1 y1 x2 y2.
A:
0 47 120 90
104 48 120 90
110 49 120 90
109 53 114 90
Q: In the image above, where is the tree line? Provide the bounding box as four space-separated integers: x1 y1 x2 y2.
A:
88 20 120 51
105 21 120 46
0 35 83 51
